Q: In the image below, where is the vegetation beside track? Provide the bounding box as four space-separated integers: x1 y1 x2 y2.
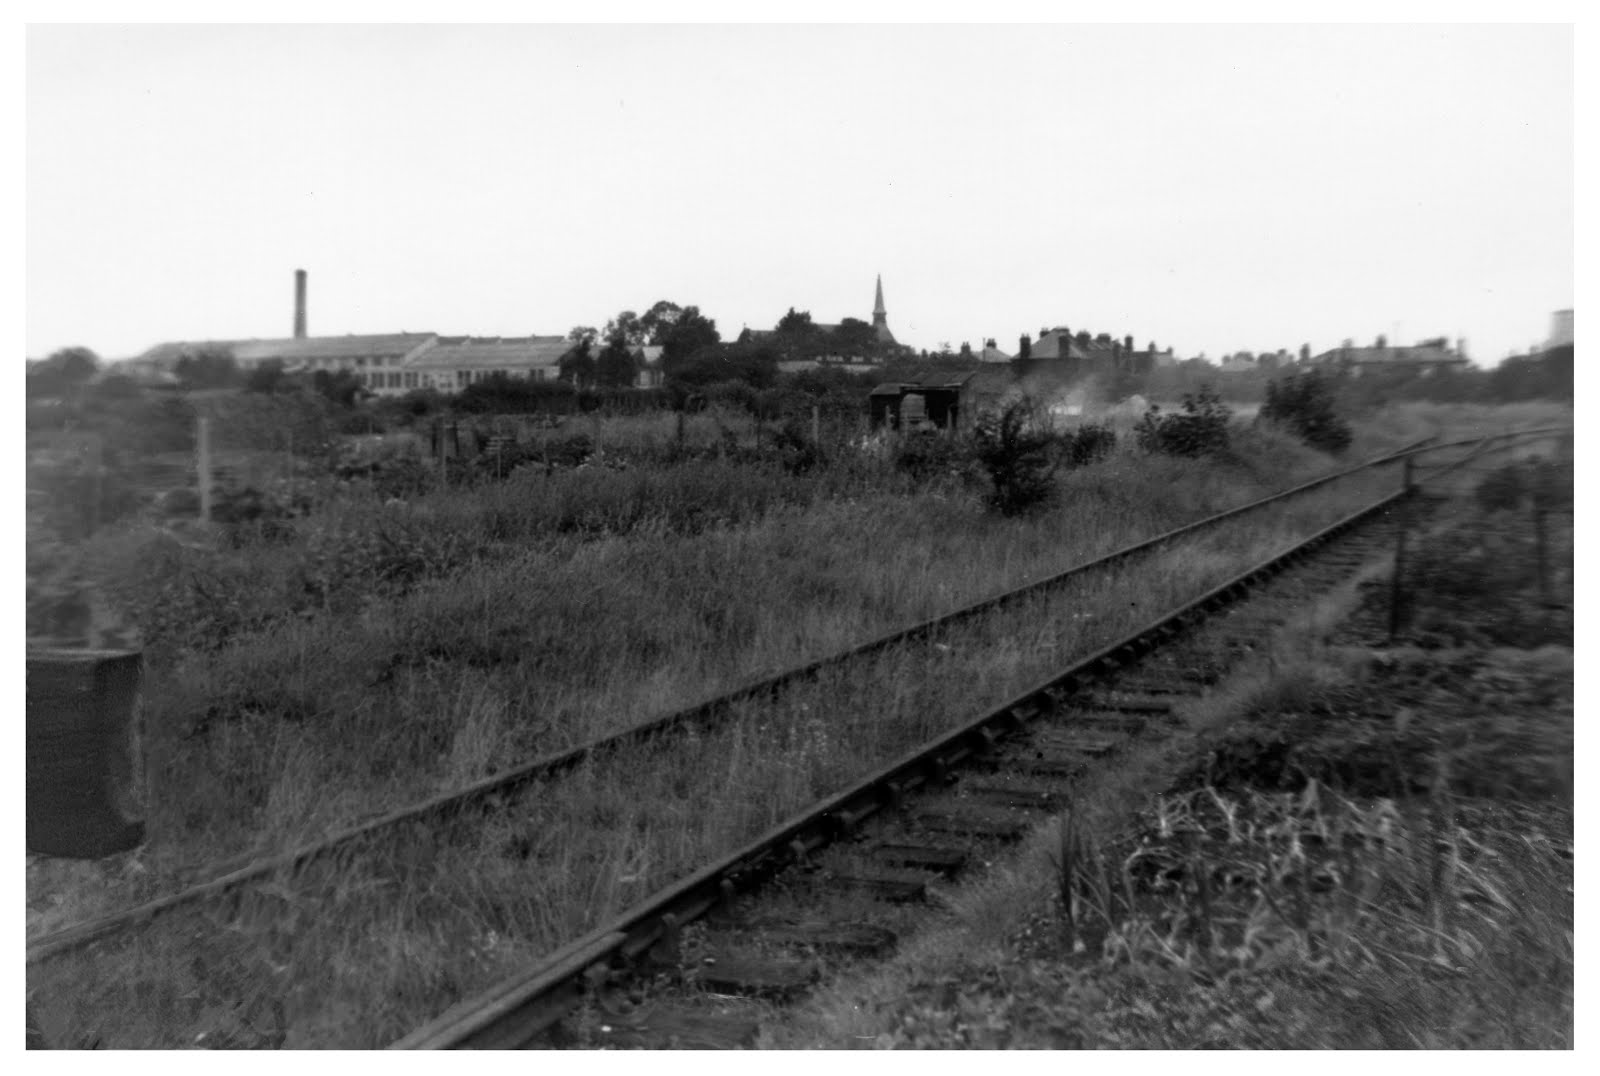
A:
25 401 1569 1048
768 441 1572 1049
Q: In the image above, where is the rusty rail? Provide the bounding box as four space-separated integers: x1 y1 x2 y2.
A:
394 480 1424 1048
27 427 1563 966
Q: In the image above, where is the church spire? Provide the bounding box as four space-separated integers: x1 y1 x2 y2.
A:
872 274 896 345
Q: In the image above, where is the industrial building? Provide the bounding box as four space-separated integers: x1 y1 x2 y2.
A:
121 270 580 397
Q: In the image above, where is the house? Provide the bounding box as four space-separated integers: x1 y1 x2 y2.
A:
1310 337 1471 378
976 339 1013 363
869 362 1012 433
1023 327 1172 377
1218 353 1260 374
1545 310 1573 351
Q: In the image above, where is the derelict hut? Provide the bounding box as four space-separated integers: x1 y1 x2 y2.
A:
870 364 1011 433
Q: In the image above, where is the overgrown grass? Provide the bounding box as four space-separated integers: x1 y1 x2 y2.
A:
26 401 1551 1048
765 474 1571 1051
29 456 1404 1047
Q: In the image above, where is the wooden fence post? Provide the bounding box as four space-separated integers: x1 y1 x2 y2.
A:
196 416 212 522
26 649 145 858
1533 479 1550 607
1387 458 1414 642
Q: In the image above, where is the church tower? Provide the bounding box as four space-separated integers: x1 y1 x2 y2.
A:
872 274 897 345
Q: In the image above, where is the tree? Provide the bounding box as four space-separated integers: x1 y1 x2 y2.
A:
777 307 814 334
594 336 640 389
27 347 101 397
174 347 241 390
660 305 720 365
830 317 878 358
567 325 599 348
244 359 289 394
1261 370 1352 454
767 308 828 362
312 368 364 408
558 338 598 388
972 399 1061 516
603 310 644 346
638 300 685 345
665 339 778 391
1299 343 1312 364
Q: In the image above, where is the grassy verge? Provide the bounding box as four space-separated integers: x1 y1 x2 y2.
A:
41 426 1392 894
766 450 1573 1050
25 402 1567 1047
30 437 1404 1047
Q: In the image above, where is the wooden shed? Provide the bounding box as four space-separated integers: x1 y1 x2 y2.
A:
870 364 1013 433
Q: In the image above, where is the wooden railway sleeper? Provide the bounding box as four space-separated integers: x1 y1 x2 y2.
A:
393 484 1448 1050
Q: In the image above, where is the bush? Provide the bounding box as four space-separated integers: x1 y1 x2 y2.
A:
770 416 821 475
972 400 1059 515
1062 422 1116 467
893 429 971 486
1261 371 1353 454
1475 458 1571 514
1134 386 1232 457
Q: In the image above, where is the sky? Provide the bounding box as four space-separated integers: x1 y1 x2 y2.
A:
26 22 1574 366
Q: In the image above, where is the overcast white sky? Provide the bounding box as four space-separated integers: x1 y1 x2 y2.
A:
26 22 1573 365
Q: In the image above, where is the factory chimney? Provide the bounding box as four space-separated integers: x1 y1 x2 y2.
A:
293 269 308 339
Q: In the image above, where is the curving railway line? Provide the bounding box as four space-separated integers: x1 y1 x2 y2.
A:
26 426 1569 1049
391 426 1567 1049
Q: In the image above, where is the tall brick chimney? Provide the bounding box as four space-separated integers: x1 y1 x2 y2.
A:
293 269 308 339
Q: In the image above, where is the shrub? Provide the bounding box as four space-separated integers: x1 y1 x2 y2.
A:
1261 371 1353 454
1134 386 1232 457
1062 422 1116 467
770 416 821 476
971 400 1059 515
892 429 970 485
1475 457 1571 514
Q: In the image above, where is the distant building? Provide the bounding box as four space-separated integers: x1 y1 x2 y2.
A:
976 339 1012 363
123 332 579 397
1309 336 1471 378
871 274 896 347
1218 353 1259 374
1546 309 1574 351
742 275 900 363
119 270 584 397
127 333 441 392
1017 327 1173 379
402 336 571 395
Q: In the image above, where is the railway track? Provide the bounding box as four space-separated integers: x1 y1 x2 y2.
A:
25 427 1567 1051
392 428 1566 1049
31 432 1506 967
